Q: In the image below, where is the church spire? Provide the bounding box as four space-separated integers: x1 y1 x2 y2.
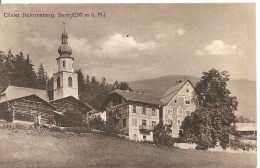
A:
61 22 68 44
58 22 72 56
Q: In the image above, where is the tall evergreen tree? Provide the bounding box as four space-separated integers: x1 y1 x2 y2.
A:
36 63 48 90
0 51 9 92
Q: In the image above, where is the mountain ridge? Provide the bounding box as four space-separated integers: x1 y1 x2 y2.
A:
127 75 256 120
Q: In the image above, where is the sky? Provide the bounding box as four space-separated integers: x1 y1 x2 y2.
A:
0 4 256 83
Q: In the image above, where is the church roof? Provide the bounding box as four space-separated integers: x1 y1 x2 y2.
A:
0 85 48 103
160 80 194 105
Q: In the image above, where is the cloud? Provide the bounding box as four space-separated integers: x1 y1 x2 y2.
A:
156 27 185 40
69 34 91 53
176 28 185 36
26 33 57 52
195 40 244 56
99 34 157 55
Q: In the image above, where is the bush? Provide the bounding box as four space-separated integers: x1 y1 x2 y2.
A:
153 121 175 147
89 116 105 131
195 144 208 150
175 137 188 143
230 138 256 151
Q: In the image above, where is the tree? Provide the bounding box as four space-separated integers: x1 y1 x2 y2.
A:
36 64 48 90
113 81 132 91
182 68 238 150
153 121 175 147
105 116 118 134
0 51 9 92
181 108 214 150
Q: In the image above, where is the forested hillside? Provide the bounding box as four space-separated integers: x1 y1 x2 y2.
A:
0 50 131 111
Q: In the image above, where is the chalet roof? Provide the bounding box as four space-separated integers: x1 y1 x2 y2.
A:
0 85 48 103
236 123 257 132
0 94 56 110
109 90 163 105
50 96 94 112
160 80 194 105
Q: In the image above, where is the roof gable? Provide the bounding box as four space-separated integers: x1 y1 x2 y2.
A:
160 80 195 105
0 94 56 110
50 96 94 112
0 85 48 103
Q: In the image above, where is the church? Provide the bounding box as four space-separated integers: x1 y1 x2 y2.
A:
0 25 93 126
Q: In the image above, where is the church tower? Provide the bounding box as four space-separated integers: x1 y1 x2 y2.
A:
53 24 78 100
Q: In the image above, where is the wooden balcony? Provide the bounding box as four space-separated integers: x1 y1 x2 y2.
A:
139 125 154 132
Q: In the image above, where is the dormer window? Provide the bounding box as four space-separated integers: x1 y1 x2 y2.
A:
174 99 177 103
186 100 190 104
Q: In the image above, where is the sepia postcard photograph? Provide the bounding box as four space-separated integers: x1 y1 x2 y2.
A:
0 3 257 168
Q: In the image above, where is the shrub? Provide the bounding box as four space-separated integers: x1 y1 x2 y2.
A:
195 144 208 150
105 117 118 134
153 121 175 147
89 116 105 131
174 137 188 143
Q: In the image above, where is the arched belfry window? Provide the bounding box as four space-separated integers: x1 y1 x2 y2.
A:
57 77 61 88
68 76 72 87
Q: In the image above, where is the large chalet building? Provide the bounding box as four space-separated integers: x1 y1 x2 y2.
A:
160 80 197 138
103 80 198 141
103 90 162 141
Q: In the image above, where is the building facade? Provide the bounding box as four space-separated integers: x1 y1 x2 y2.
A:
103 90 162 141
53 26 78 100
160 80 197 138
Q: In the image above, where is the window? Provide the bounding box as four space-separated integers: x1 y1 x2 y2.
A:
129 105 133 113
133 134 137 139
185 110 191 116
168 120 173 124
142 119 147 126
63 61 65 67
68 76 72 87
177 108 183 115
174 99 177 103
179 129 183 136
185 100 190 104
143 135 146 140
177 119 182 125
146 108 152 115
142 107 146 115
136 106 142 114
132 118 137 126
123 119 126 127
57 77 60 88
186 88 189 92
168 108 173 115
152 121 156 127
152 109 156 116
133 105 136 113
155 109 159 116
